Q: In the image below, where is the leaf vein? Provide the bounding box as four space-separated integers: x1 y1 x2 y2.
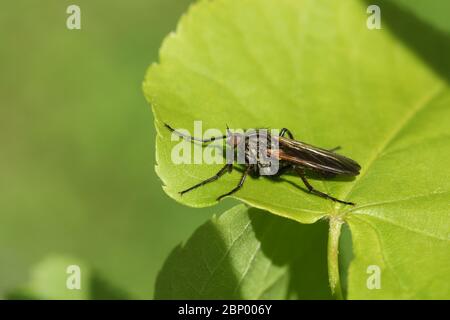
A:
340 83 446 205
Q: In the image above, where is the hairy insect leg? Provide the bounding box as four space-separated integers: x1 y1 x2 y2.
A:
294 167 355 205
179 164 232 196
217 166 251 201
280 128 294 139
165 123 227 143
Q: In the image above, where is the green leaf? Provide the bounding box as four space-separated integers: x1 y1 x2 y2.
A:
144 0 450 298
7 255 128 300
395 0 450 34
155 204 332 299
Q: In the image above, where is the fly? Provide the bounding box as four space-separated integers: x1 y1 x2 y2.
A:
165 124 361 205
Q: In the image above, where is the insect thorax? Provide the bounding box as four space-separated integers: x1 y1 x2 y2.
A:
237 130 279 175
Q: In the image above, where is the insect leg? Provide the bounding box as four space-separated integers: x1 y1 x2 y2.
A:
294 167 355 205
179 164 232 196
279 129 340 152
216 166 251 201
165 123 227 143
329 146 341 152
279 128 294 139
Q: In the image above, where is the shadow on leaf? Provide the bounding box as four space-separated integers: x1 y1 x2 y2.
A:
155 205 332 299
372 0 450 83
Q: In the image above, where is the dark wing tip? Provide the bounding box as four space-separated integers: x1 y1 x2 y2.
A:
341 158 361 176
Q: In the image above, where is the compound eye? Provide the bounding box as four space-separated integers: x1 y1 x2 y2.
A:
227 134 242 146
233 134 243 146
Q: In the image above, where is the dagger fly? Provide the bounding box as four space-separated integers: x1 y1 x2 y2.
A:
165 123 361 205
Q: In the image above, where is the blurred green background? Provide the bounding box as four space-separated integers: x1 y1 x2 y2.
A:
0 0 236 298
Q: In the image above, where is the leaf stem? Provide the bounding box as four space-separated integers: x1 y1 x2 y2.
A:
328 216 344 300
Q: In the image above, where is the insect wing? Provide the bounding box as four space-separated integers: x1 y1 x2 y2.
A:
276 137 361 176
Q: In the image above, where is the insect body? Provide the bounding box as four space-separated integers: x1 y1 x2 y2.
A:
165 124 361 205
